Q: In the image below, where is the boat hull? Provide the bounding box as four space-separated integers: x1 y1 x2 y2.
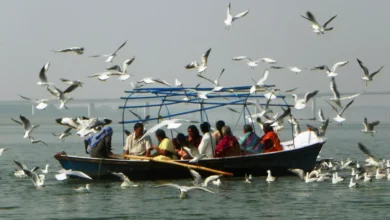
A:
54 141 324 180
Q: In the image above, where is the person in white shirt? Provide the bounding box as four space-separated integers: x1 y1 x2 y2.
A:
123 123 152 157
198 122 215 158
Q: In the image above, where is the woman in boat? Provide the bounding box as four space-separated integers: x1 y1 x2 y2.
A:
85 126 113 158
261 123 283 153
212 120 225 145
214 126 241 157
150 129 177 160
239 124 263 154
187 125 202 148
173 133 192 159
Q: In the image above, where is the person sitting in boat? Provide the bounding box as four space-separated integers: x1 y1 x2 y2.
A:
187 125 202 148
123 123 152 157
212 120 225 145
149 129 177 160
239 124 263 154
261 123 283 153
173 133 192 160
198 122 215 158
85 126 113 158
214 126 241 157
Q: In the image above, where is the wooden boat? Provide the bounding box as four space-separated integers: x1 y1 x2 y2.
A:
54 85 327 180
54 133 326 180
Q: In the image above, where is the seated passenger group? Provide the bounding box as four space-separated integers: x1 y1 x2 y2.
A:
119 120 283 160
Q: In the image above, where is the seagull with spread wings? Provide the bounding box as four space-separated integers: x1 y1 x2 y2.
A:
301 11 337 34
326 99 355 126
250 69 270 94
46 85 75 109
197 68 225 91
185 48 211 74
153 183 216 199
292 90 318 110
311 61 349 77
329 77 361 108
232 56 275 69
89 40 128 63
11 115 40 138
52 47 84 55
18 94 49 110
224 2 249 29
361 117 380 136
357 59 384 86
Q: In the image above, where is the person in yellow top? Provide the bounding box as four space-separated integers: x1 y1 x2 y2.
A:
148 129 177 160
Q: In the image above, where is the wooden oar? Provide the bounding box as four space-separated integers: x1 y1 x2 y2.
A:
122 154 233 176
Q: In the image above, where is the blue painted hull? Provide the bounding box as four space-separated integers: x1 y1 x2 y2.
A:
54 141 324 180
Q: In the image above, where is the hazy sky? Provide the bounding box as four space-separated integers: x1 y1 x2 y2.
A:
1 0 389 107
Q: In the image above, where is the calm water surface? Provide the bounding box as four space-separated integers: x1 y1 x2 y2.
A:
1 121 390 219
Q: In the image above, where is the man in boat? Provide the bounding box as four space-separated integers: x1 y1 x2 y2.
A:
85 126 113 158
239 124 263 154
261 123 283 153
148 129 177 160
123 123 152 157
198 122 215 158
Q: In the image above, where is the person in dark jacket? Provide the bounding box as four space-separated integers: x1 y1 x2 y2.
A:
85 126 113 158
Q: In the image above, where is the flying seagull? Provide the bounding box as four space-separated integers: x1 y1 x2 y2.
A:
110 172 138 187
329 77 361 108
23 168 45 187
357 59 384 86
197 68 225 91
52 127 72 142
18 94 49 110
232 56 275 69
104 57 136 81
185 48 211 74
137 77 172 87
250 69 270 94
361 117 380 136
46 85 74 109
312 61 349 77
29 136 48 146
189 169 221 187
292 90 319 110
55 169 93 181
301 11 337 34
128 109 150 124
326 99 355 125
12 115 40 138
224 2 249 29
89 40 128 63
52 47 84 55
37 62 52 86
153 183 215 199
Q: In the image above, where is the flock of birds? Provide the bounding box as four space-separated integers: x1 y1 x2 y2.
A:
0 2 387 198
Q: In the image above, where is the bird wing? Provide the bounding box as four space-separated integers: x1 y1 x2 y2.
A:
358 143 379 162
370 66 384 78
22 168 39 183
182 147 193 158
66 170 92 180
64 127 73 133
363 117 368 130
357 59 369 77
197 74 215 85
233 10 249 20
19 115 31 130
273 107 291 123
111 40 128 55
226 2 232 20
319 119 329 136
11 118 23 125
215 68 225 86
302 11 320 26
128 109 143 121
325 100 340 114
201 48 212 66
329 77 340 99
63 84 79 94
288 168 304 180
185 61 199 69
232 56 248 61
14 160 28 170
368 120 380 130
185 186 216 194
339 99 355 116
38 62 50 82
284 87 299 93
123 57 136 73
304 90 318 103
59 78 71 83
189 169 202 185
323 15 337 28
47 86 63 98
204 175 220 186
18 94 32 101
138 120 171 141
256 69 269 86
111 172 127 181
318 109 325 122
331 61 348 72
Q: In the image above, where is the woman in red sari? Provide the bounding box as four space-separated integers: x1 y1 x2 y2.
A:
214 126 241 157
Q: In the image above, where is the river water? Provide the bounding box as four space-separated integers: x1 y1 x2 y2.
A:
1 121 390 219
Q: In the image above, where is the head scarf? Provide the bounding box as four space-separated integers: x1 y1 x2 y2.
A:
87 126 113 148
